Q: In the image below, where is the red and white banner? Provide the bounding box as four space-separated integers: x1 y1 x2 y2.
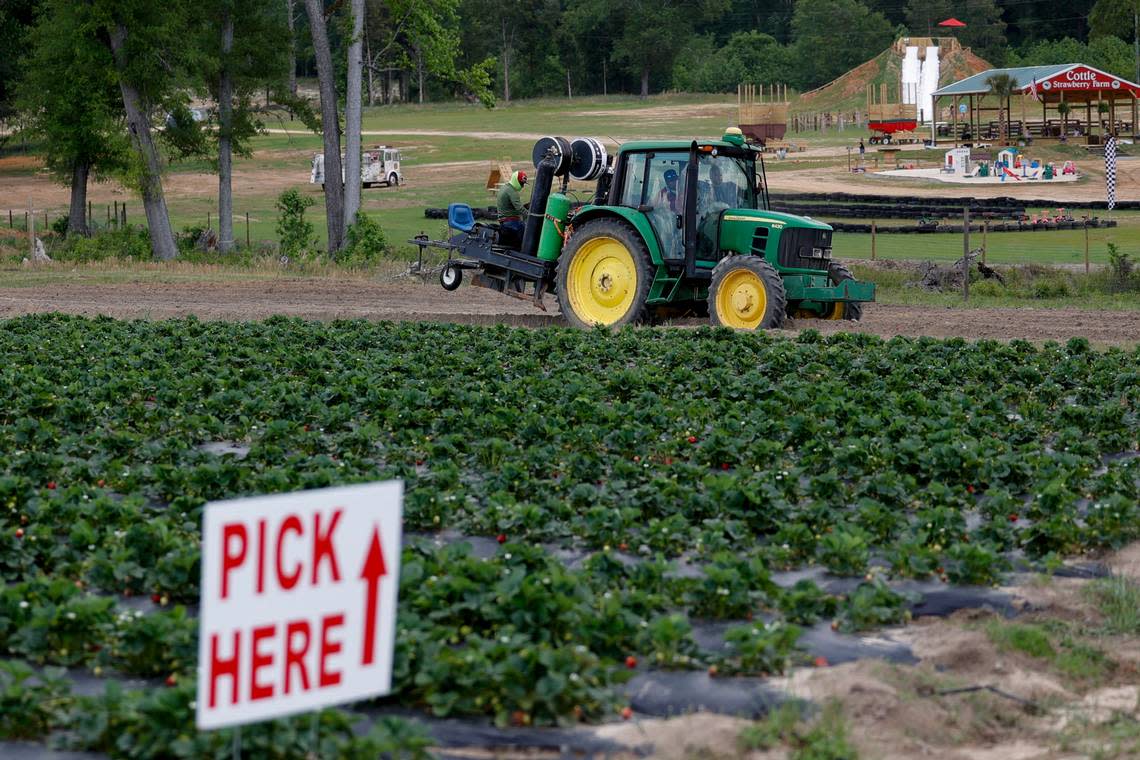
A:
1034 66 1140 97
196 481 403 729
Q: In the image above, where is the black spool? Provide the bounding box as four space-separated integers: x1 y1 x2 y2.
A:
532 136 572 175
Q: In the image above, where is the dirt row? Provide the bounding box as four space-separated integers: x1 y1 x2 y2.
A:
1 278 1137 345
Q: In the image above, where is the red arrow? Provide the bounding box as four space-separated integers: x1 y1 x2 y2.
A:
359 526 387 666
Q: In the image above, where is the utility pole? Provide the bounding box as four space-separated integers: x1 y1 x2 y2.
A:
1134 8 1138 90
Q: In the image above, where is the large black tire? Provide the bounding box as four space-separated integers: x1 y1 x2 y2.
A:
556 218 652 329
708 255 787 330
826 262 864 321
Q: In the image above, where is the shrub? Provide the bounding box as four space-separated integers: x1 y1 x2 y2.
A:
53 228 151 262
275 188 316 260
341 211 389 267
1106 243 1136 291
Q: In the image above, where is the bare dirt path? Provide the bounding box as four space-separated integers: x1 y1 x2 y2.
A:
1 277 1136 345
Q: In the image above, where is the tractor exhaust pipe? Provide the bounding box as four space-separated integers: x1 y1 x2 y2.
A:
521 155 557 259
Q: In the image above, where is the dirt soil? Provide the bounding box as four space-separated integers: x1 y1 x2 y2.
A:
1 277 1138 345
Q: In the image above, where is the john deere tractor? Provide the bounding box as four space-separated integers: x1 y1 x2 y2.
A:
421 129 874 329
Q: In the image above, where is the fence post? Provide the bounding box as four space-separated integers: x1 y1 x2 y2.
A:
871 220 877 260
207 211 211 230
962 207 970 302
121 204 126 227
88 201 92 229
982 221 988 265
107 205 111 227
113 201 119 229
1084 220 1090 275
8 209 12 228
28 200 35 260
245 212 250 248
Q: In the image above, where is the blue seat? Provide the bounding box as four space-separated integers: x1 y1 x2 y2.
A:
447 203 476 232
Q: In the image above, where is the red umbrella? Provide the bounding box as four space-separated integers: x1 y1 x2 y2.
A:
938 18 967 27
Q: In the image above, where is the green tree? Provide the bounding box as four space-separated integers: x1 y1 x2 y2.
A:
566 0 729 98
673 31 795 92
0 0 38 128
17 0 130 236
791 0 893 89
87 0 198 260
985 72 1015 145
903 0 1007 65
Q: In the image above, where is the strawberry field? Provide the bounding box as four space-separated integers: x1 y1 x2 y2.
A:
1 314 1138 757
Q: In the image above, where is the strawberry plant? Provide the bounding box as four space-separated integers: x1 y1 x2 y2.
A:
0 315 1137 737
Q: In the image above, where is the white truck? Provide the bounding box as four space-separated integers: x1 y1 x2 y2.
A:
310 146 402 189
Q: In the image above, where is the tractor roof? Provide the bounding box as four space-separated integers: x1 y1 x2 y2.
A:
617 140 757 154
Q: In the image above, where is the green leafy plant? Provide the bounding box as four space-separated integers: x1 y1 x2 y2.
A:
275 188 316 260
341 211 389 266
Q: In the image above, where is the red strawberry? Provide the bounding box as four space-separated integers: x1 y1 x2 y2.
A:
415 459 424 466
151 594 162 604
707 665 718 677
96 479 105 487
14 528 24 539
46 481 56 490
721 463 730 470
814 656 829 667
618 542 628 551
165 675 177 687
621 706 633 720
496 534 507 544
1009 514 1019 523
687 436 697 444
625 655 637 669
633 455 640 462
664 457 674 465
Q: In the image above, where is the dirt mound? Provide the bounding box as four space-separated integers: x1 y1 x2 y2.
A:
797 41 991 114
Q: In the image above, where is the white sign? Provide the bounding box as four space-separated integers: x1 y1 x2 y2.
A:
196 481 403 729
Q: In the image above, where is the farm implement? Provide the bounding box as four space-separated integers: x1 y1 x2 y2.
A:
410 129 875 329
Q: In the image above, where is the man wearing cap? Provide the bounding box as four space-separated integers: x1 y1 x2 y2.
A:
656 168 684 214
497 170 528 248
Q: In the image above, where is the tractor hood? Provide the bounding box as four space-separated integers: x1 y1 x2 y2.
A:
719 208 833 232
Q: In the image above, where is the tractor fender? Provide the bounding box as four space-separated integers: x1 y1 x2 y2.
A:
568 206 665 265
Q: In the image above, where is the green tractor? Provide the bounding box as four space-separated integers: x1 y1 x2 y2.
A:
421 129 874 329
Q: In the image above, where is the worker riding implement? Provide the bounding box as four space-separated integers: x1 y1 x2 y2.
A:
411 129 874 328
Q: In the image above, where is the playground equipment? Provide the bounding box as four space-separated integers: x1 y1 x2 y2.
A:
867 84 919 144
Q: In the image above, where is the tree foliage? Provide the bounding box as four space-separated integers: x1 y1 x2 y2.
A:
904 0 1008 65
792 0 894 89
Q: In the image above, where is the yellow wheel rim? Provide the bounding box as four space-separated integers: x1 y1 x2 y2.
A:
825 301 846 320
566 237 638 325
715 269 769 329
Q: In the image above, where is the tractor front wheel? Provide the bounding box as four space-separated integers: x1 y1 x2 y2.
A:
708 256 786 330
556 219 652 328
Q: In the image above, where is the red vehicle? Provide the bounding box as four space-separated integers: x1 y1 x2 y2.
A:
867 118 918 145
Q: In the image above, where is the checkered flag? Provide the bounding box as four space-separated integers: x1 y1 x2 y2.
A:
1105 135 1117 210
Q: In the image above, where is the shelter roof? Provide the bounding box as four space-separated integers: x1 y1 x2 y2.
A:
934 64 1140 98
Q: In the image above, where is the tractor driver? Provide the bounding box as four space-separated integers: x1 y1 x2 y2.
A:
497 170 528 248
656 168 684 214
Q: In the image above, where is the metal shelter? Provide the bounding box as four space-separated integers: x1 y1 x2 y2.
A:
931 64 1140 146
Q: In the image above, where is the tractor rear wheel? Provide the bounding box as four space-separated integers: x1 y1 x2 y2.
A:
823 262 863 321
556 218 652 328
708 255 786 330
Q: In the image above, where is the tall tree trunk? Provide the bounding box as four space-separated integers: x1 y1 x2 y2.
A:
501 19 511 103
108 23 178 261
304 0 345 254
365 39 374 107
640 66 649 98
343 0 364 231
218 4 235 252
417 51 424 104
67 160 89 237
286 0 297 96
